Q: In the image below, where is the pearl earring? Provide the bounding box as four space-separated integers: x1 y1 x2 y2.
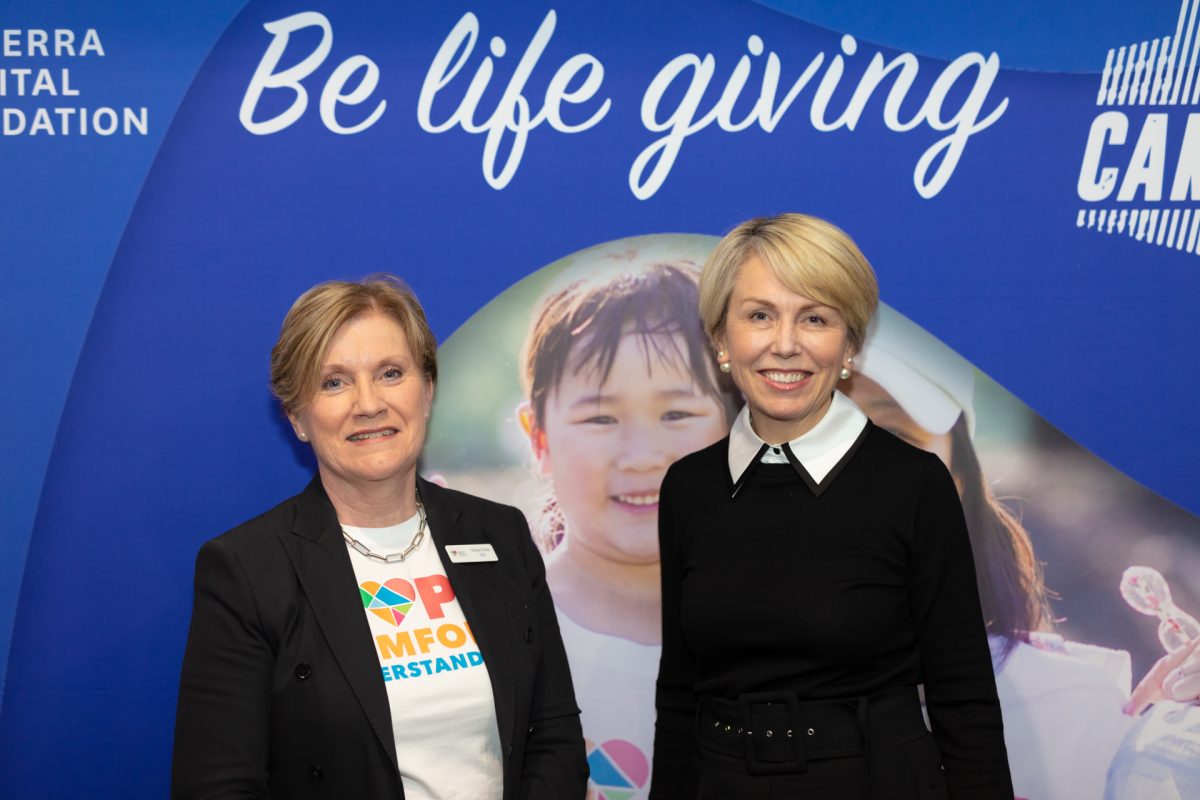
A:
720 362 732 373
717 350 731 373
298 432 308 441
839 357 853 380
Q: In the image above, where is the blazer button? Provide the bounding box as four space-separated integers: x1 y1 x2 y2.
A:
308 765 323 780
505 745 513 756
295 663 312 680
524 626 533 642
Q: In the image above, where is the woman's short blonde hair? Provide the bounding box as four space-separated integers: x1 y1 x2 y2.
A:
699 213 879 352
270 275 437 414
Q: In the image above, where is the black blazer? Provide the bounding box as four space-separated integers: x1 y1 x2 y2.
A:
172 476 587 799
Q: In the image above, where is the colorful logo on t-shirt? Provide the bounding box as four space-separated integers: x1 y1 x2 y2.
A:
587 739 649 800
359 578 415 626
359 573 482 683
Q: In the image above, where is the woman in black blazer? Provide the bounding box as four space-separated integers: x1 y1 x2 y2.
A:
172 276 587 799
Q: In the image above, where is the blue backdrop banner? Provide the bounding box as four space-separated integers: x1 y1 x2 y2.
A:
2 2 1199 798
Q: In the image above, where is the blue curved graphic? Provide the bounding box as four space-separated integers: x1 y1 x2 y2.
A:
0 0 247 723
2 1 1199 797
759 0 1183 71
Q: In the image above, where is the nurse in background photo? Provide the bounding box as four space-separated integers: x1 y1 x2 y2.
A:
516 239 742 794
844 304 1134 800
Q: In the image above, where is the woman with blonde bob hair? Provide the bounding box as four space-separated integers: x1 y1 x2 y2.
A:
651 214 1012 799
173 275 586 800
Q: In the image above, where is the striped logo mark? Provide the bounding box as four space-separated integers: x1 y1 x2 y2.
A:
1077 0 1200 255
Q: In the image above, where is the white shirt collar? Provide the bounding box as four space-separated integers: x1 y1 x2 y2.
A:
727 390 868 487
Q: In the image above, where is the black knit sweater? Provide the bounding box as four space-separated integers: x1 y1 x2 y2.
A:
651 422 1012 798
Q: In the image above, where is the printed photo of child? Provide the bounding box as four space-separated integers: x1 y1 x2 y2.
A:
424 235 741 797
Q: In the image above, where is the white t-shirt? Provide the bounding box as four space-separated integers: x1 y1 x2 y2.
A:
345 513 503 800
557 610 658 799
992 634 1134 800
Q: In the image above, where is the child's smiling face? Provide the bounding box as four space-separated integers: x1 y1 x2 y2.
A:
535 330 729 564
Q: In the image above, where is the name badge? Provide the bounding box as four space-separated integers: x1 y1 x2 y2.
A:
445 544 498 563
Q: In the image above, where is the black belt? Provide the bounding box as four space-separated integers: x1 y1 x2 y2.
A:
696 685 921 777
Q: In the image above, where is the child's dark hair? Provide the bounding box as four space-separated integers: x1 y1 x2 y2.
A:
522 260 741 429
950 416 1052 661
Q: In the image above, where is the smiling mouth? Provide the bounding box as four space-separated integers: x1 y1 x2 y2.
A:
347 429 398 442
761 370 811 386
613 492 660 508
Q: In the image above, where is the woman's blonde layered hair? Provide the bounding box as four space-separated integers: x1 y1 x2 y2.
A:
699 213 879 352
269 275 437 414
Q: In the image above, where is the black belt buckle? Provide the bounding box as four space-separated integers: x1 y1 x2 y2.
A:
737 691 807 775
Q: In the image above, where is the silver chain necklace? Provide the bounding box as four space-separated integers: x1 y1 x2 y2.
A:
341 494 427 563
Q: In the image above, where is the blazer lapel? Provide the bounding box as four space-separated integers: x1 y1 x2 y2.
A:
278 478 399 774
419 478 517 760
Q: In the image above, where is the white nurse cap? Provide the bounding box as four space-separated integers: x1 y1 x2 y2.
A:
854 304 976 437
